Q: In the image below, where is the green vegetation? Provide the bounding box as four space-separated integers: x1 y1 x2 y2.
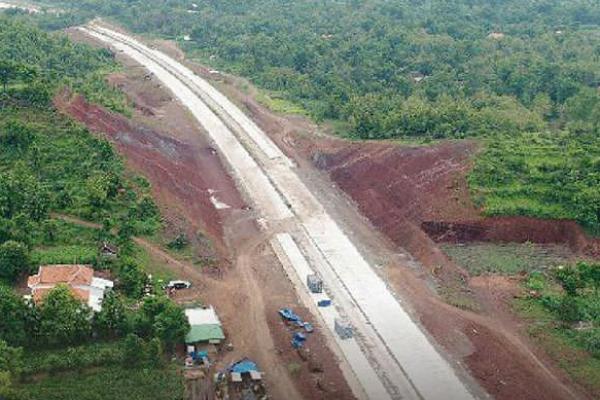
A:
47 0 599 135
441 242 574 275
0 16 128 113
515 263 600 394
20 364 184 400
0 280 189 399
4 339 184 400
0 17 160 286
441 240 600 392
38 0 600 231
0 16 188 400
469 131 600 233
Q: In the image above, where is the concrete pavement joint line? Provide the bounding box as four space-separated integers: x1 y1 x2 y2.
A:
290 227 421 400
82 24 478 400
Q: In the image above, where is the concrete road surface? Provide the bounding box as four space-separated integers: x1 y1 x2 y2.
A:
81 24 481 400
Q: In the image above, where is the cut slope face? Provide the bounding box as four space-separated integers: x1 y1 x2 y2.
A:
54 90 242 258
80 24 479 400
308 139 600 257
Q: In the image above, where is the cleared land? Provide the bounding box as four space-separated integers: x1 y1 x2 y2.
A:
80 24 478 400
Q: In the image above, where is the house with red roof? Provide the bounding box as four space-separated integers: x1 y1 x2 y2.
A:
27 265 114 312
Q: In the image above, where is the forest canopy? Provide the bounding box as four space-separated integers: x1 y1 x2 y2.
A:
45 0 600 137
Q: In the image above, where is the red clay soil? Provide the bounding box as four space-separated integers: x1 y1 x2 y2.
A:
54 89 244 259
239 99 596 399
58 29 597 398
423 218 600 257
297 136 600 258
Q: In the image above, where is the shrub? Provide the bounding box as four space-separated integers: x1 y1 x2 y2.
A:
581 329 600 358
0 241 30 283
556 296 582 324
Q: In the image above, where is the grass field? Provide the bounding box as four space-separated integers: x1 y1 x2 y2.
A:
20 365 184 400
441 242 576 275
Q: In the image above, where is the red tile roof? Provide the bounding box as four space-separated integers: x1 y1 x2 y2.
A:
27 265 94 287
28 265 95 306
32 286 90 304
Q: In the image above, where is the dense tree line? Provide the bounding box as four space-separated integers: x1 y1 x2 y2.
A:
0 284 188 350
0 284 189 399
0 16 128 112
46 0 599 136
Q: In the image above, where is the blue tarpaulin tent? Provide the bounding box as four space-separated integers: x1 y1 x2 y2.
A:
230 359 259 374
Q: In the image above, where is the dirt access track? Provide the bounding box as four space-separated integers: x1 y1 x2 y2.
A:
60 22 594 400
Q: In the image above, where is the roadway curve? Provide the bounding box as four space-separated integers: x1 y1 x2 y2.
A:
81 23 481 400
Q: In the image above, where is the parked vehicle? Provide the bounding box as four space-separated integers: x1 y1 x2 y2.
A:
166 280 192 290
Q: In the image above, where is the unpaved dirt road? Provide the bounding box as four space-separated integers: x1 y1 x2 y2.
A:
81 24 481 400
53 213 305 400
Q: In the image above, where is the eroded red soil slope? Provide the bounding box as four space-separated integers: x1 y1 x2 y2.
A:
303 137 600 257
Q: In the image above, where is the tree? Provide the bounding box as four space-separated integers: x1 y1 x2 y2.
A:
578 262 600 294
38 285 92 347
0 166 50 222
42 219 59 243
0 120 35 152
121 333 165 367
116 259 146 298
0 339 23 399
121 333 145 367
145 337 164 367
167 233 188 250
94 291 129 339
153 302 189 349
135 296 189 348
116 219 135 253
134 296 167 338
0 241 30 283
0 285 31 346
557 295 581 324
0 61 19 93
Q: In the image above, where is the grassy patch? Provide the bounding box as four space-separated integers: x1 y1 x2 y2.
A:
438 286 480 311
31 245 97 265
130 244 176 281
469 131 600 234
514 298 600 395
19 365 184 400
441 242 575 276
256 90 308 116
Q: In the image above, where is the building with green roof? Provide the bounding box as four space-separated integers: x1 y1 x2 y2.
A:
185 306 225 345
